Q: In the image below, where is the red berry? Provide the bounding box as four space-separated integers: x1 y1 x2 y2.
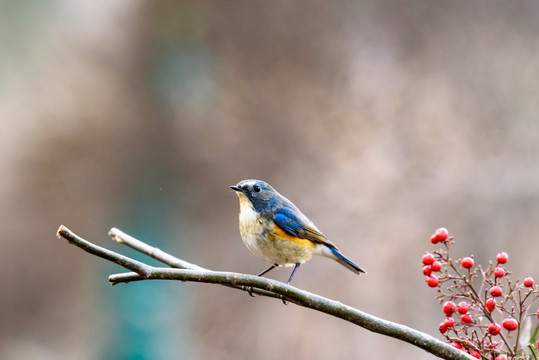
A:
537 308 539 319
444 317 455 327
439 322 448 334
434 227 449 242
485 298 496 312
422 265 432 276
430 234 439 244
431 261 442 272
461 257 474 269
470 350 480 359
494 267 505 277
451 342 462 349
443 301 456 315
502 318 518 331
537 339 539 348
496 252 508 264
457 301 468 314
422 253 435 265
426 274 439 287
495 355 507 360
488 323 501 335
461 314 473 324
490 286 503 297
523 277 534 287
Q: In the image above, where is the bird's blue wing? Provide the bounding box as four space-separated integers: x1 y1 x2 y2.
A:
273 207 305 237
273 207 335 247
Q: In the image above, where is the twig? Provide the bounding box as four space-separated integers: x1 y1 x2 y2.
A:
108 227 206 271
57 225 153 277
56 225 475 360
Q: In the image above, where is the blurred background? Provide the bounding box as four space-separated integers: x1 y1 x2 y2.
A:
1 1 538 359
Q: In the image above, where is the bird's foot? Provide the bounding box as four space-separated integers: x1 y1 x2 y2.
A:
246 286 256 297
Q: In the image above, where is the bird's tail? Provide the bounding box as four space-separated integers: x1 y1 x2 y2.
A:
327 246 366 275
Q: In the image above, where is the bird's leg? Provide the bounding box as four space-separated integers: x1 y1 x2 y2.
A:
247 264 278 297
286 263 300 284
281 263 301 305
257 264 277 277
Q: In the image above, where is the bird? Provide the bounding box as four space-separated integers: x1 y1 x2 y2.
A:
230 179 365 285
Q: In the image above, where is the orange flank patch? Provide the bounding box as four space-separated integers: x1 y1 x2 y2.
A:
270 224 316 248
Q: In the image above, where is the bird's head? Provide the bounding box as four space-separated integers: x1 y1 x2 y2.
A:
230 179 278 211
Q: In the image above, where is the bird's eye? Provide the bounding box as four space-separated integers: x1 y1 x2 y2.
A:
253 185 261 192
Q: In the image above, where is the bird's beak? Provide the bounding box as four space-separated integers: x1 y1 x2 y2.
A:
230 185 242 192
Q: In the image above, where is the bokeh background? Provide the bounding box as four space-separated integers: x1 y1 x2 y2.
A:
1 1 538 359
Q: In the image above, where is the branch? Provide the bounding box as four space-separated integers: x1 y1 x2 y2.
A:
106 227 283 299
56 225 475 360
108 227 206 271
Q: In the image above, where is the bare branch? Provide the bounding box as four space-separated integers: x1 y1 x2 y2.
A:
56 225 475 360
57 225 152 277
107 227 282 299
109 227 205 271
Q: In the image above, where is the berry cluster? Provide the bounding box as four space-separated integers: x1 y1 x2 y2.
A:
422 228 539 359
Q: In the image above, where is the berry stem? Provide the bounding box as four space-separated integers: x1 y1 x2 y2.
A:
528 343 538 360
448 259 514 355
512 288 530 358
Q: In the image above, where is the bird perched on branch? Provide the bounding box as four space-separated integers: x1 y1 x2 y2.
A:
231 179 365 284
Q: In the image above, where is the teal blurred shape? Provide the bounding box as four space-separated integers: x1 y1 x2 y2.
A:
97 179 194 360
153 44 216 117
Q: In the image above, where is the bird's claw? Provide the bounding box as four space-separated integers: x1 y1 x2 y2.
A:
246 286 256 297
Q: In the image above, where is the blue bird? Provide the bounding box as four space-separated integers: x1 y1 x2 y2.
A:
231 179 365 284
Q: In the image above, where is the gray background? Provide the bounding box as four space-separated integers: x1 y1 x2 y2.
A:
1 1 538 359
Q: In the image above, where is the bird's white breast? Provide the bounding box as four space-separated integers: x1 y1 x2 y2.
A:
237 194 271 260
